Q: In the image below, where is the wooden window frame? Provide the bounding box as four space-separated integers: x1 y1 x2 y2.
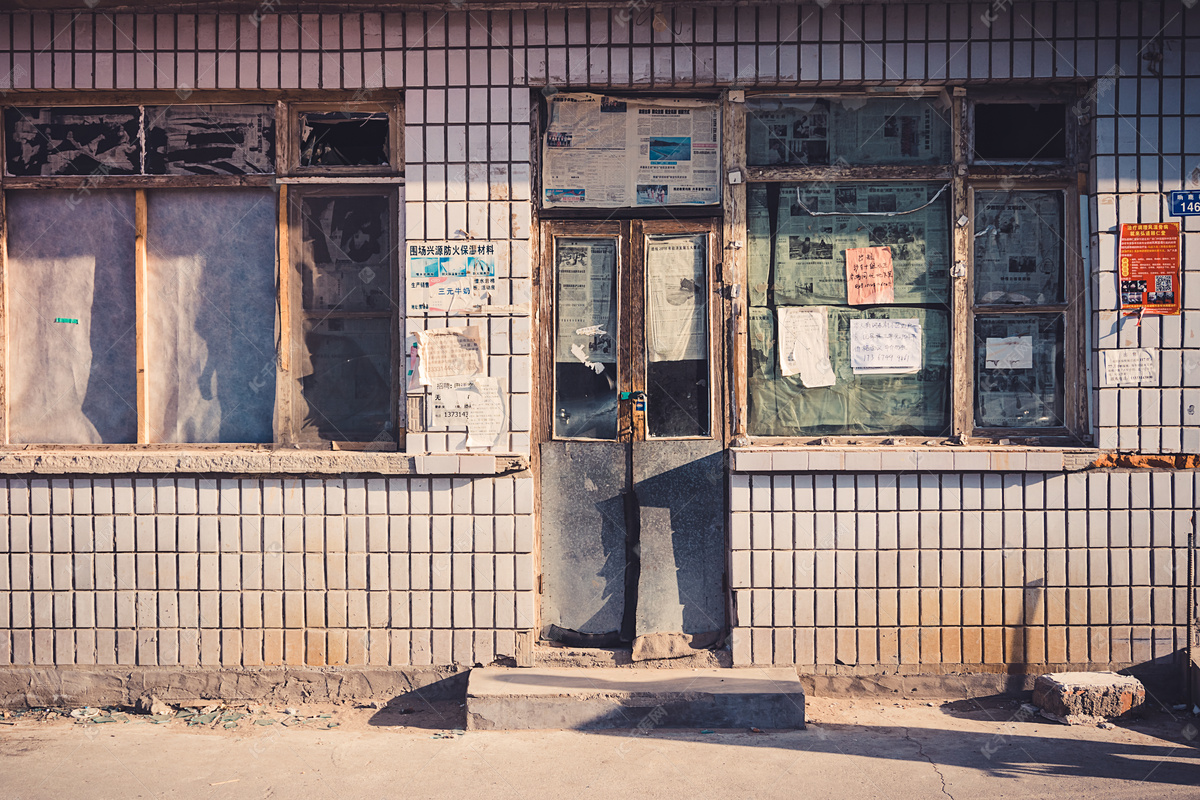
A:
736 87 1090 448
0 91 406 451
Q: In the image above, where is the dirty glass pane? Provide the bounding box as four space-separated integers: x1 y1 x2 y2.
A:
749 306 950 436
7 190 137 443
4 106 141 176
748 182 951 307
554 237 618 440
974 314 1065 429
298 318 393 442
298 193 393 312
298 111 390 167
146 189 277 443
746 97 951 166
645 233 708 437
974 190 1065 305
144 105 275 175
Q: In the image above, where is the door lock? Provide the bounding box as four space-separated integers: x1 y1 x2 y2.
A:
619 391 646 400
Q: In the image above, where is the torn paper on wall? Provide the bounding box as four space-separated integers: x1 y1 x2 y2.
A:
1101 348 1158 386
845 246 895 305
406 240 499 314
849 318 922 374
776 306 836 387
405 333 421 392
415 326 486 385
646 234 707 362
465 377 505 447
984 335 1034 370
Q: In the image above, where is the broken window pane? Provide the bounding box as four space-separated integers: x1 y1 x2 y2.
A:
144 105 275 175
973 190 1064 305
297 318 393 442
298 193 393 312
4 106 141 176
746 97 951 166
748 182 951 307
973 103 1067 161
974 314 1065 429
749 306 950 436
645 233 708 437
7 190 138 443
145 189 277 443
298 111 390 167
554 237 618 440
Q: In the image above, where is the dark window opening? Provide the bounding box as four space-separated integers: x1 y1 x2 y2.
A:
298 111 389 167
973 103 1067 161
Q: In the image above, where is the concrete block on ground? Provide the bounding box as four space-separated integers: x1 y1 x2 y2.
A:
1032 672 1145 725
466 667 804 731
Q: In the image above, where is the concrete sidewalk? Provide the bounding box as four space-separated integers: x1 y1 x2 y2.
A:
0 695 1197 799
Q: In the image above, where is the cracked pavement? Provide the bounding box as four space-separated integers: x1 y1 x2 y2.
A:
0 695 1198 799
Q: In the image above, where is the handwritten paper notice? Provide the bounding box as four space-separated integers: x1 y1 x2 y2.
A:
849 318 922 374
777 306 836 387
1101 348 1158 386
984 335 1033 369
845 246 895 305
415 326 486 385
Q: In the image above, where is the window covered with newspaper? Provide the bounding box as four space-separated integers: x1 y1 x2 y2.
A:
743 93 1083 441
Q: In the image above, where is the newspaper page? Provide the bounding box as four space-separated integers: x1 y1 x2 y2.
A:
543 94 720 209
645 234 707 362
747 184 775 307
773 182 950 305
555 238 617 364
407 241 498 314
973 191 1064 305
777 306 836 387
746 97 950 167
974 317 1063 427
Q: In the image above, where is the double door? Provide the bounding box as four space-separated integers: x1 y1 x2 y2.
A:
539 219 727 653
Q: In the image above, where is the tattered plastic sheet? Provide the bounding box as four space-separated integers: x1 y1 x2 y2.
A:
298 193 392 312
746 96 952 167
749 305 950 436
144 105 275 175
298 318 392 442
7 190 138 443
4 107 141 176
146 189 276 442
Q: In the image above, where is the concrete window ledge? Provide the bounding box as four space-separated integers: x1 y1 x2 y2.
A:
0 450 529 477
729 447 1102 473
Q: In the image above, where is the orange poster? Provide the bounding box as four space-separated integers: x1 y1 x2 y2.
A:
1118 222 1180 315
845 246 895 305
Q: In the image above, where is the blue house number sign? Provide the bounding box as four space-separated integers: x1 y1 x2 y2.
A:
1169 191 1200 216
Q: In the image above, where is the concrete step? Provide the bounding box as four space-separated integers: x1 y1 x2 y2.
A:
465 667 805 731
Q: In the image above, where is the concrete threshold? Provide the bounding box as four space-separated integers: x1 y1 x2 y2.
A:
466 667 805 731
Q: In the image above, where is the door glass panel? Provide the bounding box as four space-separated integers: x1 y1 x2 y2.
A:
645 233 709 437
974 190 1064 305
554 237 618 439
974 313 1065 428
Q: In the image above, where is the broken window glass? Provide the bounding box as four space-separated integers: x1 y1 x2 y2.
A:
554 237 618 440
145 189 277 443
973 190 1064 305
746 97 951 167
6 190 138 443
144 105 275 175
298 193 393 312
974 314 1064 428
297 318 393 442
645 233 709 437
749 306 950 436
748 182 951 307
4 106 141 176
973 103 1067 162
298 111 390 167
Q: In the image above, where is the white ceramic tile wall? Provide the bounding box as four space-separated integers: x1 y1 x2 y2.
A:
0 478 536 667
0 2 1197 671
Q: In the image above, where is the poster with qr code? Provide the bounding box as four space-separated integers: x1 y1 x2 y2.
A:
1118 223 1180 315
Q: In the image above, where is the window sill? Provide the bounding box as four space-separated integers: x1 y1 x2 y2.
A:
730 447 1099 473
0 449 528 477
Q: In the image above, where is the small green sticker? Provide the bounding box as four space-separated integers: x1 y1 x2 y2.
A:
53 318 79 324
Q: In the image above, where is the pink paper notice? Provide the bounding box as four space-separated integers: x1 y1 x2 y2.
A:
845 246 895 305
